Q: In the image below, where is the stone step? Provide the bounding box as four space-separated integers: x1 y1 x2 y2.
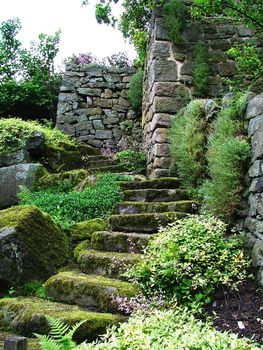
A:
109 212 188 233
117 200 197 214
79 144 101 156
123 189 189 202
117 177 180 190
78 249 141 278
85 159 115 169
87 164 125 173
0 297 124 343
0 332 39 350
45 270 137 313
84 155 108 161
91 231 151 253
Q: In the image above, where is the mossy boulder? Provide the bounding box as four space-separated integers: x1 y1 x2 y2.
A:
0 205 69 287
0 297 125 343
74 240 90 260
36 169 90 191
71 218 108 241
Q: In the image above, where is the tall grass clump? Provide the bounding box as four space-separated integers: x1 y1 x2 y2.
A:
127 69 144 114
200 94 251 221
193 40 209 97
170 100 207 195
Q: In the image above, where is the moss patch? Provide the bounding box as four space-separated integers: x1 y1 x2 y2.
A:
119 200 197 214
0 205 69 285
0 297 124 343
45 270 137 312
73 240 90 260
71 218 108 241
117 177 180 190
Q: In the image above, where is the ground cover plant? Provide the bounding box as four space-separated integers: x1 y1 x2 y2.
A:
83 308 261 350
200 94 251 221
170 99 207 195
0 118 76 156
132 215 250 305
114 149 146 173
19 173 122 231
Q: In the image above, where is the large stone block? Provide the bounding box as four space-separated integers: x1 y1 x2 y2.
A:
0 206 69 286
251 128 263 160
0 150 30 168
152 144 170 157
248 115 263 137
152 59 178 82
0 164 43 209
152 41 171 60
95 130 113 139
151 113 171 131
152 128 169 143
153 96 187 114
245 93 263 120
78 88 101 96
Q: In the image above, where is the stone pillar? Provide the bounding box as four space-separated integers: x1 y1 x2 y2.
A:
244 93 263 282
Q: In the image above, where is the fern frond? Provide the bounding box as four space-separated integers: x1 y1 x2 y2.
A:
34 334 60 350
67 320 86 339
46 316 70 340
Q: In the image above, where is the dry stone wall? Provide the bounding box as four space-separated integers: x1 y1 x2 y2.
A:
56 64 142 153
143 4 254 178
244 93 263 282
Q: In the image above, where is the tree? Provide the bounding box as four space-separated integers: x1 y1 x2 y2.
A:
0 18 61 121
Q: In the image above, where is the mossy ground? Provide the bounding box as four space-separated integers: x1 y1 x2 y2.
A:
71 218 108 241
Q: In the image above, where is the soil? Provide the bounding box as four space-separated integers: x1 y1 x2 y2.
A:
206 279 263 344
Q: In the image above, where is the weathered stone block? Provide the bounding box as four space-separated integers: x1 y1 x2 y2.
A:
152 128 169 144
93 119 105 130
59 93 78 102
252 239 263 266
151 113 171 131
181 23 203 42
245 93 263 120
95 130 113 139
0 150 30 168
153 144 170 157
155 18 169 41
236 25 254 37
249 160 262 178
153 96 186 114
218 61 237 77
94 99 113 108
78 88 101 96
4 336 28 350
152 41 171 59
153 59 178 82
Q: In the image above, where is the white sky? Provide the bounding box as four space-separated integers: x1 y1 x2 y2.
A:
0 0 136 69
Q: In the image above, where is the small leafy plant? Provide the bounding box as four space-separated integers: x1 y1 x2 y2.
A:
132 215 250 305
163 0 186 43
114 149 146 173
36 316 85 350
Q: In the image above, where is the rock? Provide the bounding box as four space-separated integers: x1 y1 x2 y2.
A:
252 239 263 266
245 93 263 120
95 130 113 139
153 59 178 82
218 61 237 77
0 205 69 286
71 218 108 241
0 150 30 168
26 131 45 157
0 164 43 209
204 99 219 121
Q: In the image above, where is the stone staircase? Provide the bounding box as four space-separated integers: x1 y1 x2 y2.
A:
0 175 196 344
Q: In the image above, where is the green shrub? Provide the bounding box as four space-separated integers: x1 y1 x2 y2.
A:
163 0 186 43
193 40 210 97
19 173 122 231
127 69 144 114
170 100 207 195
200 94 251 221
132 215 250 305
84 308 260 350
115 149 146 173
0 118 76 156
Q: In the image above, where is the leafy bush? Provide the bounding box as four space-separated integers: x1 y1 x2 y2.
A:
200 94 251 221
114 149 146 173
132 215 250 305
127 69 144 114
227 43 263 92
163 0 186 43
170 100 207 195
84 308 260 350
0 118 76 156
193 40 209 97
19 173 122 231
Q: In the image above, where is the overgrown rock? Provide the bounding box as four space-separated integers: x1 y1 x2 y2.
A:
0 205 69 286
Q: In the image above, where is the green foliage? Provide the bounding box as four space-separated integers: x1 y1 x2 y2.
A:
0 118 76 156
193 40 209 97
7 281 47 299
170 100 207 195
191 0 263 39
127 69 144 113
114 149 146 173
84 308 260 350
36 316 85 350
200 94 251 221
19 173 122 231
132 215 250 305
0 18 61 120
227 43 263 92
163 0 186 43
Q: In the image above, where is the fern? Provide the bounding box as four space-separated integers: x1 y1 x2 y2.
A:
35 316 86 350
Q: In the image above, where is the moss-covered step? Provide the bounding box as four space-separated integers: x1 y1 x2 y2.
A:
85 159 115 169
118 200 197 215
109 212 188 233
0 297 124 343
87 164 125 173
91 231 151 253
78 249 141 278
123 189 189 202
117 177 180 190
79 144 101 156
45 271 137 313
